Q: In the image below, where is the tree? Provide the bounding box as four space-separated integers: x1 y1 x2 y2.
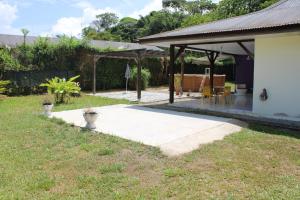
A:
163 0 216 15
185 0 217 15
91 13 119 32
162 0 187 12
21 28 30 46
136 10 186 36
215 0 280 19
110 17 138 42
181 13 215 27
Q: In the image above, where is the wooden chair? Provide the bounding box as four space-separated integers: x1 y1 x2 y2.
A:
201 86 214 104
223 86 232 104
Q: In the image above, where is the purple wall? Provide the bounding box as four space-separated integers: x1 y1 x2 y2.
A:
234 55 254 91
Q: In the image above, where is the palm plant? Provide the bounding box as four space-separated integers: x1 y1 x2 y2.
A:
40 75 81 104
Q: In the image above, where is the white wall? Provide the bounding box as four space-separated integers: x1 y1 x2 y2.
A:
253 34 300 118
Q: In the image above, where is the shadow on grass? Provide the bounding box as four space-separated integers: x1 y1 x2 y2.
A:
248 124 300 139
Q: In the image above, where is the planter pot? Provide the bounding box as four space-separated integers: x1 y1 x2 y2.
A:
43 104 53 116
83 112 98 129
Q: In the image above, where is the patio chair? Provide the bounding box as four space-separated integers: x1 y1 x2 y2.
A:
201 86 214 104
215 86 232 105
223 86 232 104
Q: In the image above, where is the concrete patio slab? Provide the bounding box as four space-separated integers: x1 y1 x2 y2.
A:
51 104 246 156
90 91 200 103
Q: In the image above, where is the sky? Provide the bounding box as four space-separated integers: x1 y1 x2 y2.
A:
0 0 220 37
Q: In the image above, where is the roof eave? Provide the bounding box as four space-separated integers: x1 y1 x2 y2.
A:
138 24 300 45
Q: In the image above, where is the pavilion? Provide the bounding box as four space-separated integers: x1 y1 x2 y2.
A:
91 46 167 101
138 0 300 121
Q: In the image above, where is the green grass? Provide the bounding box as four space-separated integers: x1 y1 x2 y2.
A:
0 95 299 199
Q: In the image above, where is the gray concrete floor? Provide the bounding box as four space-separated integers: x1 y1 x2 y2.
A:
51 104 246 156
90 89 200 103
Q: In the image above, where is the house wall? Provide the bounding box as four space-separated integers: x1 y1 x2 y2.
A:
253 34 300 118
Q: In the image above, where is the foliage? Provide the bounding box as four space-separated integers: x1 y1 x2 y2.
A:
0 49 22 73
129 66 151 90
40 75 81 104
0 80 10 94
82 0 280 42
215 0 280 19
163 0 217 15
92 13 119 32
137 10 186 36
181 12 215 27
110 17 139 42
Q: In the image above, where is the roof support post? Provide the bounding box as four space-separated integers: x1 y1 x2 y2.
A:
169 45 175 104
180 52 185 96
206 51 219 95
92 55 101 95
136 53 142 101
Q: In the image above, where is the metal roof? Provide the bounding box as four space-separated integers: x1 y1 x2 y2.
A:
96 48 167 59
139 0 300 43
0 34 162 52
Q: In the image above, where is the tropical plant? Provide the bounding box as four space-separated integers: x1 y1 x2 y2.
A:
40 75 81 104
0 49 22 74
129 67 151 90
0 80 10 94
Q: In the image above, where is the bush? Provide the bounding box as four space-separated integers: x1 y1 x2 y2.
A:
0 80 10 94
40 75 81 104
129 66 151 90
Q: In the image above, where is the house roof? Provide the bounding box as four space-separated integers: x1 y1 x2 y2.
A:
139 0 300 43
0 34 162 52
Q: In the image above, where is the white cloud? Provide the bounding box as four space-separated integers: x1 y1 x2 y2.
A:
0 2 19 34
48 0 118 37
130 0 162 19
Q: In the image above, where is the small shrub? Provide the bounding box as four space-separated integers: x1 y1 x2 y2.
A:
129 66 151 90
40 75 81 104
0 80 10 94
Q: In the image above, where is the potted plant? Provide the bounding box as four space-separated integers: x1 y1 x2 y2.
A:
42 97 53 116
83 108 98 129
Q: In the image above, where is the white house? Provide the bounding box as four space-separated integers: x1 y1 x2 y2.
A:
139 0 300 122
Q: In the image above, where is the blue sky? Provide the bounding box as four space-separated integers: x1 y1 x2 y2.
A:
0 0 220 37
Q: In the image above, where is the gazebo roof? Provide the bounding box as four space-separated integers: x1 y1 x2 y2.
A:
0 34 161 52
96 48 167 59
139 0 300 43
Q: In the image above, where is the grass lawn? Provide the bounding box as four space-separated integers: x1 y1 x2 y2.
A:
0 95 299 199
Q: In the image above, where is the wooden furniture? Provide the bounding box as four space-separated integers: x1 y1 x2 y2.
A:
175 74 226 92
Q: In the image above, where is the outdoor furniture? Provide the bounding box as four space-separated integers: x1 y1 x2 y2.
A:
201 86 215 104
175 74 226 92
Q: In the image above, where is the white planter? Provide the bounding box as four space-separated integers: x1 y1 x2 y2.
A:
43 104 53 116
83 112 98 129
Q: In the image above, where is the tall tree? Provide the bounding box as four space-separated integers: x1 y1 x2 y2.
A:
21 28 30 46
162 0 187 12
110 17 139 42
91 13 119 32
185 0 217 15
215 0 280 19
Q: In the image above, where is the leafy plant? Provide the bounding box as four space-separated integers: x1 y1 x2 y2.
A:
0 80 10 94
40 75 81 104
0 49 22 73
129 66 151 90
